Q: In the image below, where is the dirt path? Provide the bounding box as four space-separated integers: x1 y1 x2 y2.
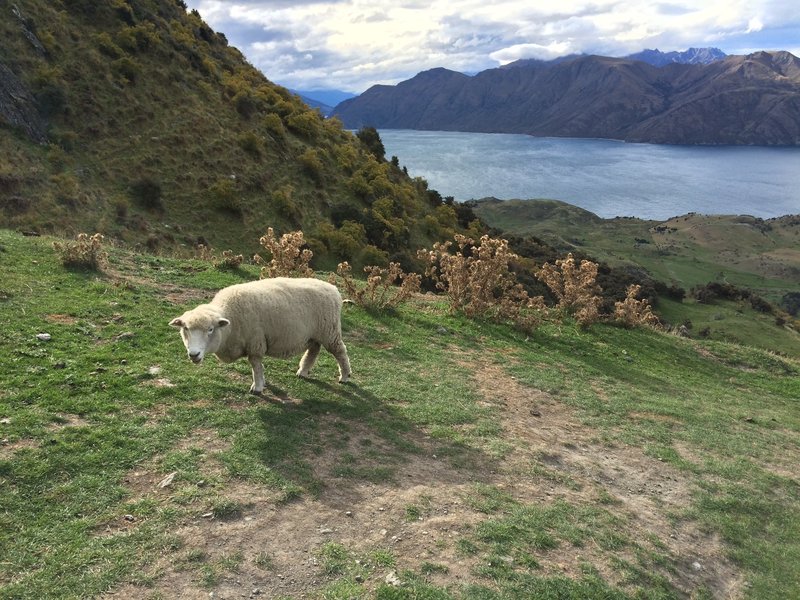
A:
104 357 743 599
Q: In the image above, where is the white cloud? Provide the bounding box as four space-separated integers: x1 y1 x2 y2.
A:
490 41 576 64
184 0 800 92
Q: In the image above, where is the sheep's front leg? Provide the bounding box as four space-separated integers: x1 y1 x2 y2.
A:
248 356 265 395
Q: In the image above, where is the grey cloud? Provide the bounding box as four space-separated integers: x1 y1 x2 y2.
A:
433 14 520 53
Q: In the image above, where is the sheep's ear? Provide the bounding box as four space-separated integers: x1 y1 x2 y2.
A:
217 318 230 328
169 317 184 328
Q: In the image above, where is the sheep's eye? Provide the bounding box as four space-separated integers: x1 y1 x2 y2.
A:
207 326 214 335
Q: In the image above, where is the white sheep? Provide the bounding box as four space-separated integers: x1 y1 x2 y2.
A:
169 277 351 394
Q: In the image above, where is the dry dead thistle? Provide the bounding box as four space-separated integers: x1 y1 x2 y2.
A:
217 249 244 269
254 227 314 278
614 284 661 328
332 261 421 310
53 233 107 271
194 244 215 262
419 234 545 329
537 253 603 326
195 245 244 270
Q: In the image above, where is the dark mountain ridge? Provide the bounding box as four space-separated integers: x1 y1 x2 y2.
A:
333 51 800 145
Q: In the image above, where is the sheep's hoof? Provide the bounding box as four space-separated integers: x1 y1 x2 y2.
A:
296 370 309 378
249 386 263 396
338 375 350 384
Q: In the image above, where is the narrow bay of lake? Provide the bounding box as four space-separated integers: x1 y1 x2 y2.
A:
379 129 800 220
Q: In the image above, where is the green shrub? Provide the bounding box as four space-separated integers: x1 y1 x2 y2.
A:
208 177 241 214
286 110 322 139
348 173 373 200
94 32 123 58
130 177 162 210
356 126 386 161
50 173 81 207
320 221 367 260
233 91 258 118
35 84 67 117
111 56 141 83
297 148 324 184
111 0 134 25
237 131 262 157
113 197 129 222
357 244 389 268
262 113 286 142
333 143 358 174
270 184 299 221
116 23 160 53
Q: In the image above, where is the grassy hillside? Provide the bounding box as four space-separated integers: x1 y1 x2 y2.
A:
471 199 800 354
0 0 461 265
470 199 800 299
1 229 799 599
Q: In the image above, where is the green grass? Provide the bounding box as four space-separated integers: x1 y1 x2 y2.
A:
1 229 799 599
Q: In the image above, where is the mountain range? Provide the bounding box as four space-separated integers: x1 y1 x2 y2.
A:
292 89 355 116
333 50 800 146
626 47 728 66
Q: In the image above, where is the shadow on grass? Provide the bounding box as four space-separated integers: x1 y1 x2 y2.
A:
235 370 496 505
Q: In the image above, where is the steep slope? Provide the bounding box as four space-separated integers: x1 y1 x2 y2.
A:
0 0 455 264
333 52 800 145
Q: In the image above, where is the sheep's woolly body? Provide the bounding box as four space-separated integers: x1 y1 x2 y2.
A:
171 278 351 394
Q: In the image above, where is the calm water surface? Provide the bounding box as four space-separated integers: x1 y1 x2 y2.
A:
379 129 800 220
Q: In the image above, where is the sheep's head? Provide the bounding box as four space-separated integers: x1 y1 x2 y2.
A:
169 305 230 363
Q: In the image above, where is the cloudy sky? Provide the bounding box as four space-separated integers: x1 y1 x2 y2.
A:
184 0 800 94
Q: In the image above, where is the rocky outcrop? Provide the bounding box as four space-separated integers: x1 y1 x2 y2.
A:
0 62 47 144
334 51 800 146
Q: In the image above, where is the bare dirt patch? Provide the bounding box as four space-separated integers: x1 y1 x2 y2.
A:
1 415 93 459
45 313 79 325
0 437 38 460
103 357 744 599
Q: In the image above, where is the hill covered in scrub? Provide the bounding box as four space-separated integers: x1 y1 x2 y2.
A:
0 0 465 267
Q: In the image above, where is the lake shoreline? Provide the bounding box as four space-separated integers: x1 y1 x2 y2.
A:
466 197 800 223
380 129 800 220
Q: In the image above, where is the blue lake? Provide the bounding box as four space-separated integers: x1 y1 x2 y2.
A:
379 129 800 220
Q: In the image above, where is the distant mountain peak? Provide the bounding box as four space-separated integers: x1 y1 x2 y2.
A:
626 47 727 67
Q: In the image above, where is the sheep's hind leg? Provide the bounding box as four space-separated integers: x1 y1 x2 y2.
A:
297 341 321 378
326 339 351 383
248 356 265 395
